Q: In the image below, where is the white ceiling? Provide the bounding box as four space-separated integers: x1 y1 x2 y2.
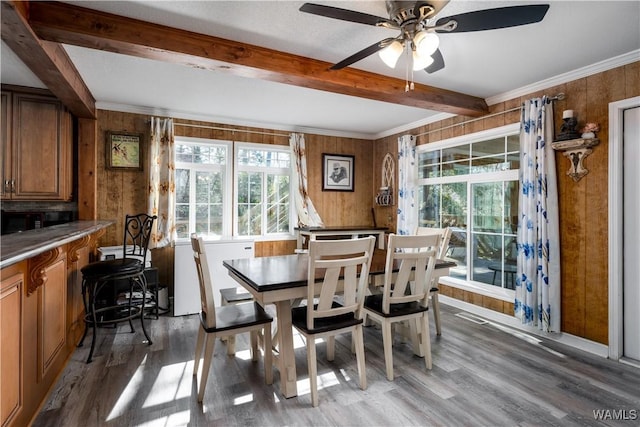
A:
2 1 639 139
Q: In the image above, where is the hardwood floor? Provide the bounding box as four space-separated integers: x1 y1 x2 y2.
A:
33 304 640 427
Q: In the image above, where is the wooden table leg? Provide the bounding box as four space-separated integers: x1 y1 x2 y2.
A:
275 299 298 398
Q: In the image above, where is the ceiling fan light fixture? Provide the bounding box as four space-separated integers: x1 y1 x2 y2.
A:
413 30 439 57
378 40 404 68
412 51 434 71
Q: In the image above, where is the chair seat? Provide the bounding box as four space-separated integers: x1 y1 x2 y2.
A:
292 302 363 334
81 258 143 278
220 287 252 304
200 302 272 334
364 294 429 318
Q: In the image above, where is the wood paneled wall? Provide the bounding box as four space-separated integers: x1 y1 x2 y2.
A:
94 62 638 344
373 62 640 344
93 115 374 292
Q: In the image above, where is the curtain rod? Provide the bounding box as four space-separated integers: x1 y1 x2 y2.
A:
173 121 290 138
415 92 565 139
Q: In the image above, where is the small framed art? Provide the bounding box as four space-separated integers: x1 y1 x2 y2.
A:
322 153 354 191
106 131 143 170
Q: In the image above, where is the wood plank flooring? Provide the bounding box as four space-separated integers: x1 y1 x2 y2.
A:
32 304 640 427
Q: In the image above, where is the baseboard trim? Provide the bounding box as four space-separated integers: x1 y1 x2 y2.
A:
439 295 609 358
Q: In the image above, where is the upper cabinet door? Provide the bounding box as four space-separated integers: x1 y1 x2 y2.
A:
1 91 12 200
8 92 72 201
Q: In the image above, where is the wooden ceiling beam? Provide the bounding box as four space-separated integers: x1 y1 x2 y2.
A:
27 1 488 117
1 1 96 119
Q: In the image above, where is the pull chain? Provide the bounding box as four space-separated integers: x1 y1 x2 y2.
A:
410 64 415 91
404 47 410 92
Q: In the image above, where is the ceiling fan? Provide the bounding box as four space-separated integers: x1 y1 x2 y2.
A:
300 1 550 75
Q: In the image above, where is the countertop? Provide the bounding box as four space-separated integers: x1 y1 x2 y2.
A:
0 220 114 269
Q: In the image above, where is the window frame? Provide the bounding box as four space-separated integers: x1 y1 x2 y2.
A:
174 136 233 240
416 123 520 298
233 141 294 239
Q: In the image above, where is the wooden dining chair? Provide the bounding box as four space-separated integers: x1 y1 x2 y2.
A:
291 236 375 407
190 234 273 403
363 233 438 381
416 226 452 335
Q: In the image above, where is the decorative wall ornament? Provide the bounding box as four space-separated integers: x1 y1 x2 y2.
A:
555 109 581 141
552 137 600 182
376 153 395 206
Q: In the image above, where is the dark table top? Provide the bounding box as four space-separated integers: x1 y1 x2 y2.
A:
223 250 456 293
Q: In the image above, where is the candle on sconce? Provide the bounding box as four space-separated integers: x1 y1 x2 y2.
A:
562 110 575 119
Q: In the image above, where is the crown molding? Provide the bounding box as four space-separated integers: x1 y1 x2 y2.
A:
96 101 376 141
98 51 639 142
373 112 454 140
485 50 640 106
373 50 640 140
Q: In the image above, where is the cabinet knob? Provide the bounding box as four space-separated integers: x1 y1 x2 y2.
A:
11 179 15 193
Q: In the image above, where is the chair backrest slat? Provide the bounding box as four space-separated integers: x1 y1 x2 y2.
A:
191 234 216 329
123 213 157 265
382 234 439 314
307 236 375 330
415 226 452 259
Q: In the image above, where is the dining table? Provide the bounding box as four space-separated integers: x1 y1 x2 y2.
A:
222 248 455 399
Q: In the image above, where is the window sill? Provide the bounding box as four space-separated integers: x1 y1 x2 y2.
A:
252 234 297 242
173 234 296 245
438 276 515 303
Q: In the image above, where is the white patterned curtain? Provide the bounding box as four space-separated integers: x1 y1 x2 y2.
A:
396 134 418 235
290 133 324 227
148 117 176 248
515 97 561 332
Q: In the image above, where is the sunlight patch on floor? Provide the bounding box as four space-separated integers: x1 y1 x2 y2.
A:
234 349 252 360
293 332 306 349
489 322 567 358
107 355 148 421
296 370 340 396
143 361 194 408
233 393 254 405
136 410 190 427
339 368 353 382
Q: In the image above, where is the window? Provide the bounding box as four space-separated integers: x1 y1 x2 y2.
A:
175 138 232 239
235 143 292 237
417 124 519 291
175 138 292 240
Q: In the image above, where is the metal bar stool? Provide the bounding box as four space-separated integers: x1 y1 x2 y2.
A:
78 213 157 363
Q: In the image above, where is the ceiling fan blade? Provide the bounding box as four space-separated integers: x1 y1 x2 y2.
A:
300 3 396 27
435 4 550 32
330 38 397 70
424 48 445 74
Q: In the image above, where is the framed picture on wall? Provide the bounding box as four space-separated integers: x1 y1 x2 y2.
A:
106 131 143 170
322 153 354 191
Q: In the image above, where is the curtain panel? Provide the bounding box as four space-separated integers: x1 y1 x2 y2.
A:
148 117 176 248
397 134 418 235
515 96 561 332
290 133 324 227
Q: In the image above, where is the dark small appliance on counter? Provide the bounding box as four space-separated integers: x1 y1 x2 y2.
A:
1 210 76 235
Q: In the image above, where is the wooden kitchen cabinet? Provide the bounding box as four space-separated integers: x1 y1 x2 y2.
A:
1 264 25 427
1 91 11 200
1 87 73 201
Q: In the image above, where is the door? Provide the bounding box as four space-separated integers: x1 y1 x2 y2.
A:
623 106 640 362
